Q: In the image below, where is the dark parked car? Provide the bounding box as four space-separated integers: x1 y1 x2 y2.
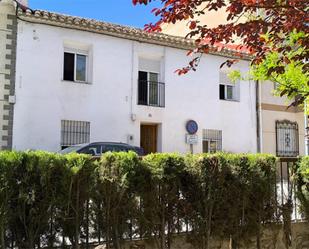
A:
59 142 144 156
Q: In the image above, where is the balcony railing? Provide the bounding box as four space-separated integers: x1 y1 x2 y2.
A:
138 80 165 107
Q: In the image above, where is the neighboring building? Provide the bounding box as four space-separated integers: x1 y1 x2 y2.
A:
0 0 259 154
160 4 306 158
259 82 305 157
161 6 228 37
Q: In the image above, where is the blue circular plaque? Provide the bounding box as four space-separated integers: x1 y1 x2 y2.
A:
186 120 198 135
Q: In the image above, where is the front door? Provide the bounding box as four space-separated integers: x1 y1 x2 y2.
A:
140 124 157 155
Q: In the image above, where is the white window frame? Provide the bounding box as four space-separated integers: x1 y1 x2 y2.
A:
139 70 160 106
219 70 240 101
63 49 89 83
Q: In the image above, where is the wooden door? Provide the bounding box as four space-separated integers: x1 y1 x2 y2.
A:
140 124 157 155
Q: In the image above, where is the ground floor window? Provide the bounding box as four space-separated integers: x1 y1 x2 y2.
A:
61 120 90 149
276 120 299 157
202 129 222 153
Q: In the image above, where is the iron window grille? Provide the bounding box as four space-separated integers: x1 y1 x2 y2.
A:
276 120 299 157
138 80 165 107
202 129 222 153
61 120 90 149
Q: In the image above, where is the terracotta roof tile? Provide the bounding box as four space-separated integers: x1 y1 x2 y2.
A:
17 9 252 60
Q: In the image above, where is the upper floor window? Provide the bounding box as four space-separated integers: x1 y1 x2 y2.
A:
63 51 88 83
274 82 280 91
138 58 165 107
202 129 222 153
61 120 90 149
276 120 299 157
219 70 239 101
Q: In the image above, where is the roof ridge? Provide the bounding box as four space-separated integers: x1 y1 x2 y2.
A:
17 8 251 60
32 9 146 31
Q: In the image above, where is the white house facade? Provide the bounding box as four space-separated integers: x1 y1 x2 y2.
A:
1 0 259 154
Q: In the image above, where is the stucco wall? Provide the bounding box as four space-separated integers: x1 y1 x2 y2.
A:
13 20 257 153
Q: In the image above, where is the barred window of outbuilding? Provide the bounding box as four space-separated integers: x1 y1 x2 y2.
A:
276 120 299 157
202 129 222 153
61 120 90 149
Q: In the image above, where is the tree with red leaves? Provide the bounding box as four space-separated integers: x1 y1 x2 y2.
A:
133 0 308 106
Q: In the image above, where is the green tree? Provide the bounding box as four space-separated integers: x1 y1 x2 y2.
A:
133 0 308 105
95 151 140 249
140 154 185 249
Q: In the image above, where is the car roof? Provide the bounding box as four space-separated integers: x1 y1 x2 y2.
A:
87 142 133 147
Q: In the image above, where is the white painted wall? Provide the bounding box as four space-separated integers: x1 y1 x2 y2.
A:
13 21 257 153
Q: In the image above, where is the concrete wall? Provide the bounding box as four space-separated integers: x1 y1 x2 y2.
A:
13 20 257 153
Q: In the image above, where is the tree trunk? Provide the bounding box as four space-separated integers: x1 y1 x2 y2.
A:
86 199 89 249
75 179 80 249
112 222 121 249
0 219 5 249
160 184 166 249
49 205 54 248
106 184 111 249
256 215 261 249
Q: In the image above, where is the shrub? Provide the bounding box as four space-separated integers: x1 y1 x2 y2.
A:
296 157 309 218
0 151 283 249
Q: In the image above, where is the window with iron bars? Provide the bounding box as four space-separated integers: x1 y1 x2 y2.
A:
276 120 299 157
61 120 90 149
138 71 165 107
202 129 222 153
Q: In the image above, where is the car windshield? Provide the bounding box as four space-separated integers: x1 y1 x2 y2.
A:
59 145 84 154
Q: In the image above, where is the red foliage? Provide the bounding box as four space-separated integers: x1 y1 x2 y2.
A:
133 0 308 74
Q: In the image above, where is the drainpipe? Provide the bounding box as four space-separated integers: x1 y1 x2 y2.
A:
256 80 261 153
304 100 309 155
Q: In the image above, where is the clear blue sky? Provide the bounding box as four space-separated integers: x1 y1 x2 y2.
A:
29 0 160 28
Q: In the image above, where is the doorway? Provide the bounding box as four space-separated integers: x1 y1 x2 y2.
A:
140 124 157 155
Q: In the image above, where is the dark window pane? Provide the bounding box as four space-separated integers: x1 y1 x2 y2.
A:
202 140 209 153
79 145 101 156
226 85 234 100
149 73 159 105
209 141 217 153
149 72 158 82
103 145 123 152
138 71 148 81
219 84 225 100
138 71 148 105
76 54 86 81
63 52 75 81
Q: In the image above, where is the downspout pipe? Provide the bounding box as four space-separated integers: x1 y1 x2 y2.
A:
304 100 309 155
256 80 261 153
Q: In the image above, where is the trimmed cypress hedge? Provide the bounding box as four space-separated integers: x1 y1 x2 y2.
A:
0 151 296 249
296 156 309 219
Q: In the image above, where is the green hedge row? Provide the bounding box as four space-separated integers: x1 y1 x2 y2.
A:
0 151 281 249
296 156 309 218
